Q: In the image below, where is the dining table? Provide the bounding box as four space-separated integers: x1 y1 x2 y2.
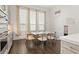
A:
31 31 55 48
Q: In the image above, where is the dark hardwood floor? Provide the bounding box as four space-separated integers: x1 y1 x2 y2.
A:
9 39 61 54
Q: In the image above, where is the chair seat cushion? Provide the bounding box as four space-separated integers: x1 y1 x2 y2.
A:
38 37 47 41
51 37 54 39
28 35 35 40
48 36 54 39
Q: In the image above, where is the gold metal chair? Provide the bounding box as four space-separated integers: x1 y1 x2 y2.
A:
37 34 47 48
47 32 56 46
47 32 55 40
26 33 41 48
26 33 35 48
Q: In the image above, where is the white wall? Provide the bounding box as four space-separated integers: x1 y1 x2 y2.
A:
53 6 79 36
46 9 55 32
48 7 66 37
64 6 79 34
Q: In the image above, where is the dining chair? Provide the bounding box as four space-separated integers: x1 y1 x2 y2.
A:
26 33 41 48
47 32 56 46
38 34 47 48
47 32 56 40
26 33 35 48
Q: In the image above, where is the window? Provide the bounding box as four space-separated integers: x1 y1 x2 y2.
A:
38 11 45 31
19 7 46 33
29 10 45 32
19 7 28 34
29 10 36 31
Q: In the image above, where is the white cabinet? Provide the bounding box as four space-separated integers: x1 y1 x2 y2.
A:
0 5 8 15
4 32 13 54
61 40 79 54
61 47 74 54
0 5 12 54
0 32 13 54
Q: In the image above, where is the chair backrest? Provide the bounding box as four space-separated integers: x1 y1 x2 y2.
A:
37 33 47 41
27 33 35 40
47 32 56 40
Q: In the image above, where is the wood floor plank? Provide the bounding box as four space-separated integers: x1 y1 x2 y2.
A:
9 39 61 54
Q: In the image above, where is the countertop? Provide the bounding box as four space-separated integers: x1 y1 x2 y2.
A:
59 33 79 46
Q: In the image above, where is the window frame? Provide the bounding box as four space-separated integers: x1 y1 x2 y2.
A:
29 9 46 32
18 7 46 33
37 11 46 32
19 7 28 34
29 9 37 32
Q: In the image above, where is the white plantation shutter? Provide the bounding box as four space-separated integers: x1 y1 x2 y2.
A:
19 7 46 33
29 10 36 31
19 7 28 35
38 11 45 31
